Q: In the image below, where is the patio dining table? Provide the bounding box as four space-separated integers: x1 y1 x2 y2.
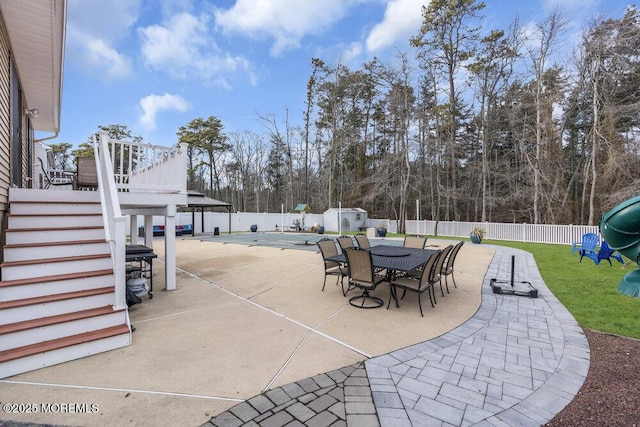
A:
328 245 437 274
327 245 439 308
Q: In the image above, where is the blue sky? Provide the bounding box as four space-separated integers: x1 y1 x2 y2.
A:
47 0 633 148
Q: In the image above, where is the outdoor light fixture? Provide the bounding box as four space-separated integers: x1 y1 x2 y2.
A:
27 108 39 118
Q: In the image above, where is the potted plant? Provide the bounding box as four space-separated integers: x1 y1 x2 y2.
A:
470 225 485 244
250 224 258 232
377 221 388 238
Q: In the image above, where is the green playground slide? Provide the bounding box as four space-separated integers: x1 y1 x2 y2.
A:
600 195 640 297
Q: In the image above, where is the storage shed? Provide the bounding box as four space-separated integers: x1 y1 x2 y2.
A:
323 207 368 233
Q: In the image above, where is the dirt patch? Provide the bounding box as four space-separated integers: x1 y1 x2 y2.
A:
546 328 640 426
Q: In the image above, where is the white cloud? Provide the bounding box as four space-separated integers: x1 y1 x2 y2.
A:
214 0 358 56
139 13 211 77
139 13 255 84
84 39 132 78
139 94 190 130
66 0 141 78
543 0 599 14
341 42 364 64
366 0 428 52
68 0 141 42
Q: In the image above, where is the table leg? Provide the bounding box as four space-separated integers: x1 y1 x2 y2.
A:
148 258 153 299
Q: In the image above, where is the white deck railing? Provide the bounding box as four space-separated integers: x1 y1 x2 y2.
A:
104 135 188 193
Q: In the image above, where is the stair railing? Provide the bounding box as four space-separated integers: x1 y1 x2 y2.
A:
92 131 187 310
93 132 128 311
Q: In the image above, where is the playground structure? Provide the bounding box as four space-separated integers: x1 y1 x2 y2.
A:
600 195 640 297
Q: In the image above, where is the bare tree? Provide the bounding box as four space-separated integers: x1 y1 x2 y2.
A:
523 11 568 223
411 0 485 220
468 18 521 222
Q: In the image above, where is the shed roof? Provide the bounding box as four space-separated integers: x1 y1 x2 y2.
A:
185 192 232 209
293 203 311 212
324 207 367 213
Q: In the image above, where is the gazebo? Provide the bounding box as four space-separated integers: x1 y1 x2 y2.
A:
184 192 233 234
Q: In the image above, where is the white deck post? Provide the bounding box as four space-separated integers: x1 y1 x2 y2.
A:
144 215 153 248
164 205 177 291
129 215 138 244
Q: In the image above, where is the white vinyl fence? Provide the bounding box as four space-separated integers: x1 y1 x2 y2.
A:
404 220 599 246
130 211 599 246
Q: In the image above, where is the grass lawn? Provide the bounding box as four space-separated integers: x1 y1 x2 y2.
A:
491 240 640 340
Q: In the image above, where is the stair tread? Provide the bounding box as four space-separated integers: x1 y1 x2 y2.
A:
0 269 114 288
6 225 104 232
0 306 123 335
10 200 99 204
1 253 110 268
4 239 107 249
0 286 114 310
10 214 102 219
0 324 130 363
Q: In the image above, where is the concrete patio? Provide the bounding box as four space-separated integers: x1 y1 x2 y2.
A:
0 234 588 426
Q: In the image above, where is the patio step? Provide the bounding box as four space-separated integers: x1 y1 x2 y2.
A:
8 188 101 207
0 305 128 350
3 239 109 262
0 325 131 379
0 188 131 379
0 286 117 325
8 213 104 229
5 226 107 245
0 253 113 281
10 200 101 215
0 269 114 302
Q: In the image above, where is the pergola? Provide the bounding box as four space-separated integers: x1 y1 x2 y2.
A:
184 192 233 234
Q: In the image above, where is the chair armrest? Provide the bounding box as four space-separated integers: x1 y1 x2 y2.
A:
571 242 579 255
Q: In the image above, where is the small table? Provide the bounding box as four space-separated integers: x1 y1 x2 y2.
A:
126 245 158 299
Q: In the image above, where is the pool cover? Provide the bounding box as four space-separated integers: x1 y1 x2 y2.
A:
196 232 403 251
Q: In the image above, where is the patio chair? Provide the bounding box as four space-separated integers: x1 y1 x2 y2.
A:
571 232 599 262
387 250 441 316
354 233 389 275
337 235 355 252
344 247 386 309
404 235 427 249
583 240 624 266
354 233 371 249
441 241 464 292
317 237 349 295
76 156 99 190
432 245 453 297
38 157 75 189
317 238 349 295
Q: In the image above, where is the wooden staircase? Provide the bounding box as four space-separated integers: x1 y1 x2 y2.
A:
0 188 131 378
